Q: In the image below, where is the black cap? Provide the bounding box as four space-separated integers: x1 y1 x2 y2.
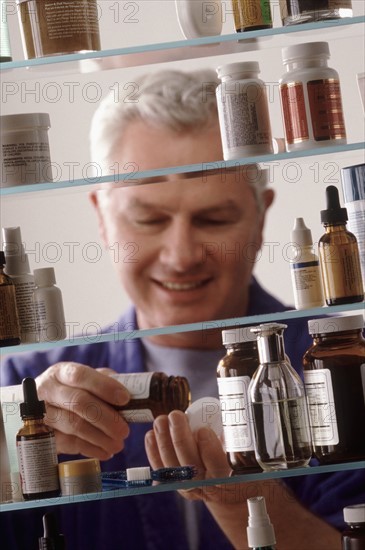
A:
20 377 46 419
39 513 66 550
320 185 348 224
0 251 5 267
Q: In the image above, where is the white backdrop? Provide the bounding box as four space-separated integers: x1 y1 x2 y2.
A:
1 1 364 333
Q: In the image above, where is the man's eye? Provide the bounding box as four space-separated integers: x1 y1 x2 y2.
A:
201 218 230 226
135 218 165 225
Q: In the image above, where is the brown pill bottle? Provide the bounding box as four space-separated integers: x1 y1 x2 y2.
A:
303 315 365 464
217 326 261 474
113 372 191 422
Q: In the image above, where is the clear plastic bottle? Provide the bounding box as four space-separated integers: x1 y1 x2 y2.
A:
280 0 353 27
0 250 21 347
279 41 347 152
217 327 261 474
113 372 191 422
289 217 324 309
216 62 273 160
342 504 365 550
303 314 365 464
319 185 364 305
249 323 312 471
33 267 66 342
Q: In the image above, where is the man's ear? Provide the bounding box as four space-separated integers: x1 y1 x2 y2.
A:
89 190 109 248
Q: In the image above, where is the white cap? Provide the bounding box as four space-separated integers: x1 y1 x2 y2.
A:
2 226 31 275
343 504 365 524
291 217 313 247
34 267 56 287
217 62 260 80
247 496 276 548
282 41 330 64
222 326 257 345
0 113 51 131
185 397 223 437
308 315 364 335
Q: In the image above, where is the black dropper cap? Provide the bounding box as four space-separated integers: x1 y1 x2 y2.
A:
39 513 66 550
320 185 348 224
20 377 46 419
0 251 6 267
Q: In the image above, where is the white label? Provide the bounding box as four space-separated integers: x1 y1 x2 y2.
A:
17 435 59 494
304 369 339 445
217 376 254 452
112 372 153 399
290 261 324 308
345 199 365 288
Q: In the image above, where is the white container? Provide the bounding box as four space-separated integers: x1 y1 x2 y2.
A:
216 62 273 161
279 42 347 152
33 267 66 342
0 113 52 187
175 0 223 39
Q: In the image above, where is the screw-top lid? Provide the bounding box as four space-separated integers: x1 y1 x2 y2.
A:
20 377 46 419
34 267 56 287
341 163 365 203
291 217 313 247
39 512 66 550
343 504 365 524
2 226 31 275
320 185 348 224
247 496 276 548
308 314 364 335
251 323 287 364
0 113 51 132
222 326 257 345
58 458 101 478
282 41 330 64
217 62 260 80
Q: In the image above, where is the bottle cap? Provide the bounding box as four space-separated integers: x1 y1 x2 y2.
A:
2 226 31 275
217 62 260 80
320 185 348 224
282 41 330 64
308 314 364 335
222 326 257 345
185 397 223 437
58 458 101 478
1 112 51 131
341 163 365 203
291 217 313 247
20 377 46 419
246 496 276 548
34 267 56 286
38 512 66 550
343 504 365 524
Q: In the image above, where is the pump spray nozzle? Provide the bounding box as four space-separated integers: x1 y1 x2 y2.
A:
246 496 276 549
39 512 66 550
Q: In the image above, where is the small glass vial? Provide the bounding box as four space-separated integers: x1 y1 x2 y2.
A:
279 41 347 152
33 267 67 342
303 315 365 464
246 496 277 550
280 0 353 27
217 327 261 474
249 323 312 471
319 185 364 305
113 372 191 422
216 62 273 161
231 0 272 32
289 217 324 310
342 504 365 550
16 377 60 500
0 250 21 347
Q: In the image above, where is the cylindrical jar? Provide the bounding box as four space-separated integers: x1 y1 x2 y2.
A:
17 0 101 59
342 504 365 550
231 0 272 32
59 458 102 496
0 113 52 188
280 0 353 27
217 326 261 474
113 372 191 422
279 41 347 152
303 315 365 464
216 62 273 160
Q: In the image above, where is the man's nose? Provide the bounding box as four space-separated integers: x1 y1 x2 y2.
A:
159 221 202 272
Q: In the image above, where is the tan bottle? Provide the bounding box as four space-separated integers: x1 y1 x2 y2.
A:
0 251 21 347
231 0 272 32
319 185 364 305
113 372 191 422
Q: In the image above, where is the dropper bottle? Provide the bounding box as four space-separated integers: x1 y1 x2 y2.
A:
246 496 276 550
319 185 364 305
39 512 66 550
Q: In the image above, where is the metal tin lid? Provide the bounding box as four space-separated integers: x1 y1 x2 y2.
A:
282 41 330 64
217 61 260 80
341 163 365 203
222 326 257 345
308 315 364 335
58 458 101 478
343 504 365 524
0 113 51 131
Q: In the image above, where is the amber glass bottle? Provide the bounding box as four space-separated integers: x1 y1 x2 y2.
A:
231 0 272 32
303 315 365 464
16 378 60 500
113 372 191 422
217 327 261 474
0 251 21 347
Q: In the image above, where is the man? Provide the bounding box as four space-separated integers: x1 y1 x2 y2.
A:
1 69 362 549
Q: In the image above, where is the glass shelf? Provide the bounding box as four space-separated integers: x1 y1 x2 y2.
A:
1 460 364 513
0 16 364 80
1 142 364 197
1 300 363 355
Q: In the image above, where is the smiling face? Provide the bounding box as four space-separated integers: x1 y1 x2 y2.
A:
91 119 273 348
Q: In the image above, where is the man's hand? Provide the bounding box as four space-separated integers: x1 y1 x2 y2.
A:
36 362 130 460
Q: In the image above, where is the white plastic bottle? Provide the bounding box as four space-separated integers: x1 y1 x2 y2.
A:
2 226 37 343
279 41 347 152
246 496 276 550
33 267 66 342
216 62 273 160
289 217 324 310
